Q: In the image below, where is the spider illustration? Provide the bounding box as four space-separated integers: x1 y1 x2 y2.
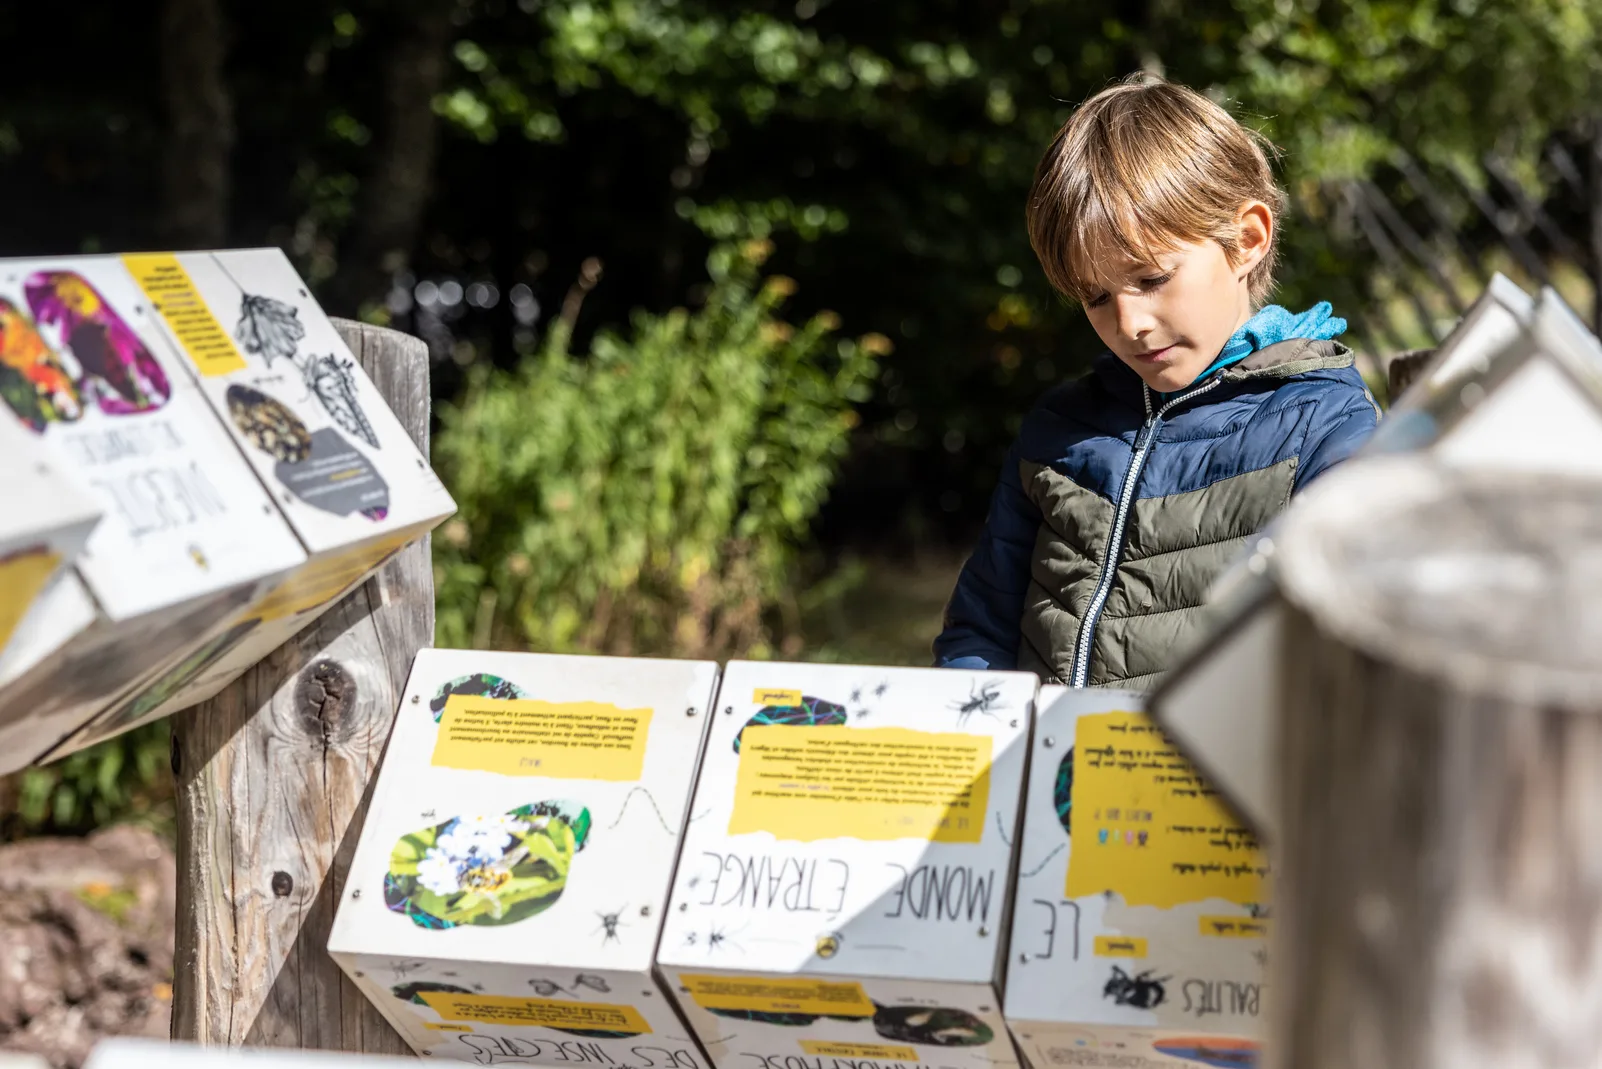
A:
706 923 745 955
683 931 698 947
873 680 890 698
850 687 864 704
1102 966 1169 1010
596 908 626 945
950 681 1005 726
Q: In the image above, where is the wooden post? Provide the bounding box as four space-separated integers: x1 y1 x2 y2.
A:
1269 457 1602 1069
170 320 432 1053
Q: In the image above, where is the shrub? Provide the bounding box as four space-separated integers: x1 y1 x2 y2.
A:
433 240 881 658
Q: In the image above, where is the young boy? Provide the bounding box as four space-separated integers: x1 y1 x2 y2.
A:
934 75 1379 690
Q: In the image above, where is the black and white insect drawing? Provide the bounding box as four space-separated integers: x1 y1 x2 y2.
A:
950 680 1005 726
596 908 626 946
1102 966 1169 1010
385 960 428 983
705 922 747 956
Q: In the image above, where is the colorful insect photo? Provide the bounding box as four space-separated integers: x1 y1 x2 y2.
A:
25 271 170 415
732 694 848 753
428 673 528 723
1054 748 1074 835
0 299 82 431
226 383 313 463
384 800 592 930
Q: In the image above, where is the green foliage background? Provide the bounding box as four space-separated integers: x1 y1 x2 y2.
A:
435 239 880 657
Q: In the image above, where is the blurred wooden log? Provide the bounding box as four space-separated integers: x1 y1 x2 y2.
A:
1271 457 1602 1069
170 320 431 1053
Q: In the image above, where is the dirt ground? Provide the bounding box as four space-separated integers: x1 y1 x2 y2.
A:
0 826 174 1068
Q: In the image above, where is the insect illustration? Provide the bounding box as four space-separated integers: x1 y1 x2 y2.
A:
235 292 305 367
596 908 625 945
706 922 746 956
950 680 1005 726
873 681 890 698
1102 966 1169 1010
573 973 610 993
385 960 428 982
302 351 380 449
230 279 381 450
529 978 567 997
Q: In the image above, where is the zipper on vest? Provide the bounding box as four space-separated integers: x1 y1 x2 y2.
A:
1069 375 1225 687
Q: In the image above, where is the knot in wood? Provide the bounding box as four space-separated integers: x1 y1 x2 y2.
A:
293 660 360 744
271 871 294 897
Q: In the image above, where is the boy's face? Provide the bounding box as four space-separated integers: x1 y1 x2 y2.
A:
1081 238 1253 393
1078 203 1272 394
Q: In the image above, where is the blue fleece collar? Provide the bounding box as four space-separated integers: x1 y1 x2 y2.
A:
1187 302 1347 387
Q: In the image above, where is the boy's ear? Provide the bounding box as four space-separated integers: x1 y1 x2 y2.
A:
1234 200 1273 278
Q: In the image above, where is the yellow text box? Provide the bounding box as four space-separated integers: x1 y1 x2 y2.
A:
418 993 651 1034
1199 915 1270 938
1093 936 1148 958
1066 711 1269 909
729 725 990 844
679 975 874 1017
432 696 652 780
121 254 246 375
801 1043 917 1061
0 549 59 651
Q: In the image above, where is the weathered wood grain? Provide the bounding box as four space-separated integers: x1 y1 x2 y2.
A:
171 320 433 1053
1270 457 1602 1069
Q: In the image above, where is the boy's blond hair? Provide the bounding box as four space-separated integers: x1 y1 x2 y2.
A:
1027 74 1286 306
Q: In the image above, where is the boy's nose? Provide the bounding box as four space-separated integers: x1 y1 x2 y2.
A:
1112 293 1156 340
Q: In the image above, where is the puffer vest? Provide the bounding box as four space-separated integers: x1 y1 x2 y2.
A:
934 338 1380 690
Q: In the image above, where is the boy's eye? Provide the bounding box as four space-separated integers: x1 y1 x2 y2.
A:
1086 293 1110 309
1139 272 1173 288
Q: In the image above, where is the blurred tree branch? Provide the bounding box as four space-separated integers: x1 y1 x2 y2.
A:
326 1 457 317
160 0 233 248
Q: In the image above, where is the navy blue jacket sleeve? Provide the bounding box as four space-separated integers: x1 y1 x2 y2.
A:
1293 387 1380 493
932 441 1041 670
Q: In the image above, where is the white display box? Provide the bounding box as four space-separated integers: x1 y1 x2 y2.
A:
0 254 305 772
1153 279 1602 841
329 648 721 1068
0 406 100 660
46 247 456 758
1004 687 1266 1069
656 661 1038 1069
